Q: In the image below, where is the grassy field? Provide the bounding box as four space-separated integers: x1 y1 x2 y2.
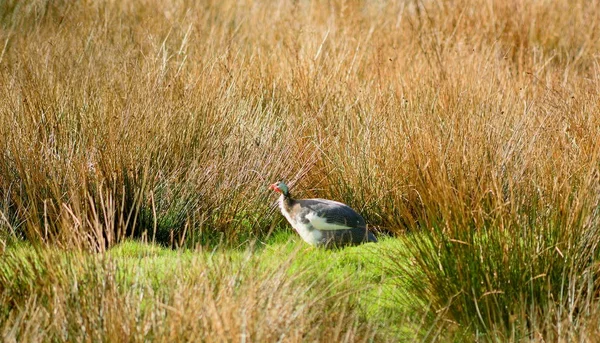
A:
2 0 600 341
2 235 396 342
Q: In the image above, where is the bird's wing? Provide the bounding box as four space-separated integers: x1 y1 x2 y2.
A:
295 199 366 231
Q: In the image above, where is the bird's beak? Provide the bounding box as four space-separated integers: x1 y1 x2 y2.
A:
269 184 280 192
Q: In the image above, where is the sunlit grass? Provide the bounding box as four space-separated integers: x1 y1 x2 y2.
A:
1 0 600 340
1 236 403 342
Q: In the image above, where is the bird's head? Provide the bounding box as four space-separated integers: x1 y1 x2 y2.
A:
269 181 289 197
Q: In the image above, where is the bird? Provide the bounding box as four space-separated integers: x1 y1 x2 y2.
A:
269 181 377 247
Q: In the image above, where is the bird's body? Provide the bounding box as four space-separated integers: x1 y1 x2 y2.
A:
270 182 377 247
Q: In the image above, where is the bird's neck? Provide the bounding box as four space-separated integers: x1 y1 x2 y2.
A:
278 193 295 214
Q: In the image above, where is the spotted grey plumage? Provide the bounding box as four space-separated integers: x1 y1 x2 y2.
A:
296 199 365 227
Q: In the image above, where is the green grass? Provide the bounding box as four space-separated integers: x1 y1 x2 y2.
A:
3 223 600 341
109 234 406 331
1 235 408 341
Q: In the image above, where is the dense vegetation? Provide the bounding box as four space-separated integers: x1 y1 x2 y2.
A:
1 0 600 341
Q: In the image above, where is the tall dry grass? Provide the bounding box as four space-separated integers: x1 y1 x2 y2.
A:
1 0 599 247
1 0 600 340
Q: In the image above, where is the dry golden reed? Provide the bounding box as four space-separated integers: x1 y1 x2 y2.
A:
1 0 599 248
